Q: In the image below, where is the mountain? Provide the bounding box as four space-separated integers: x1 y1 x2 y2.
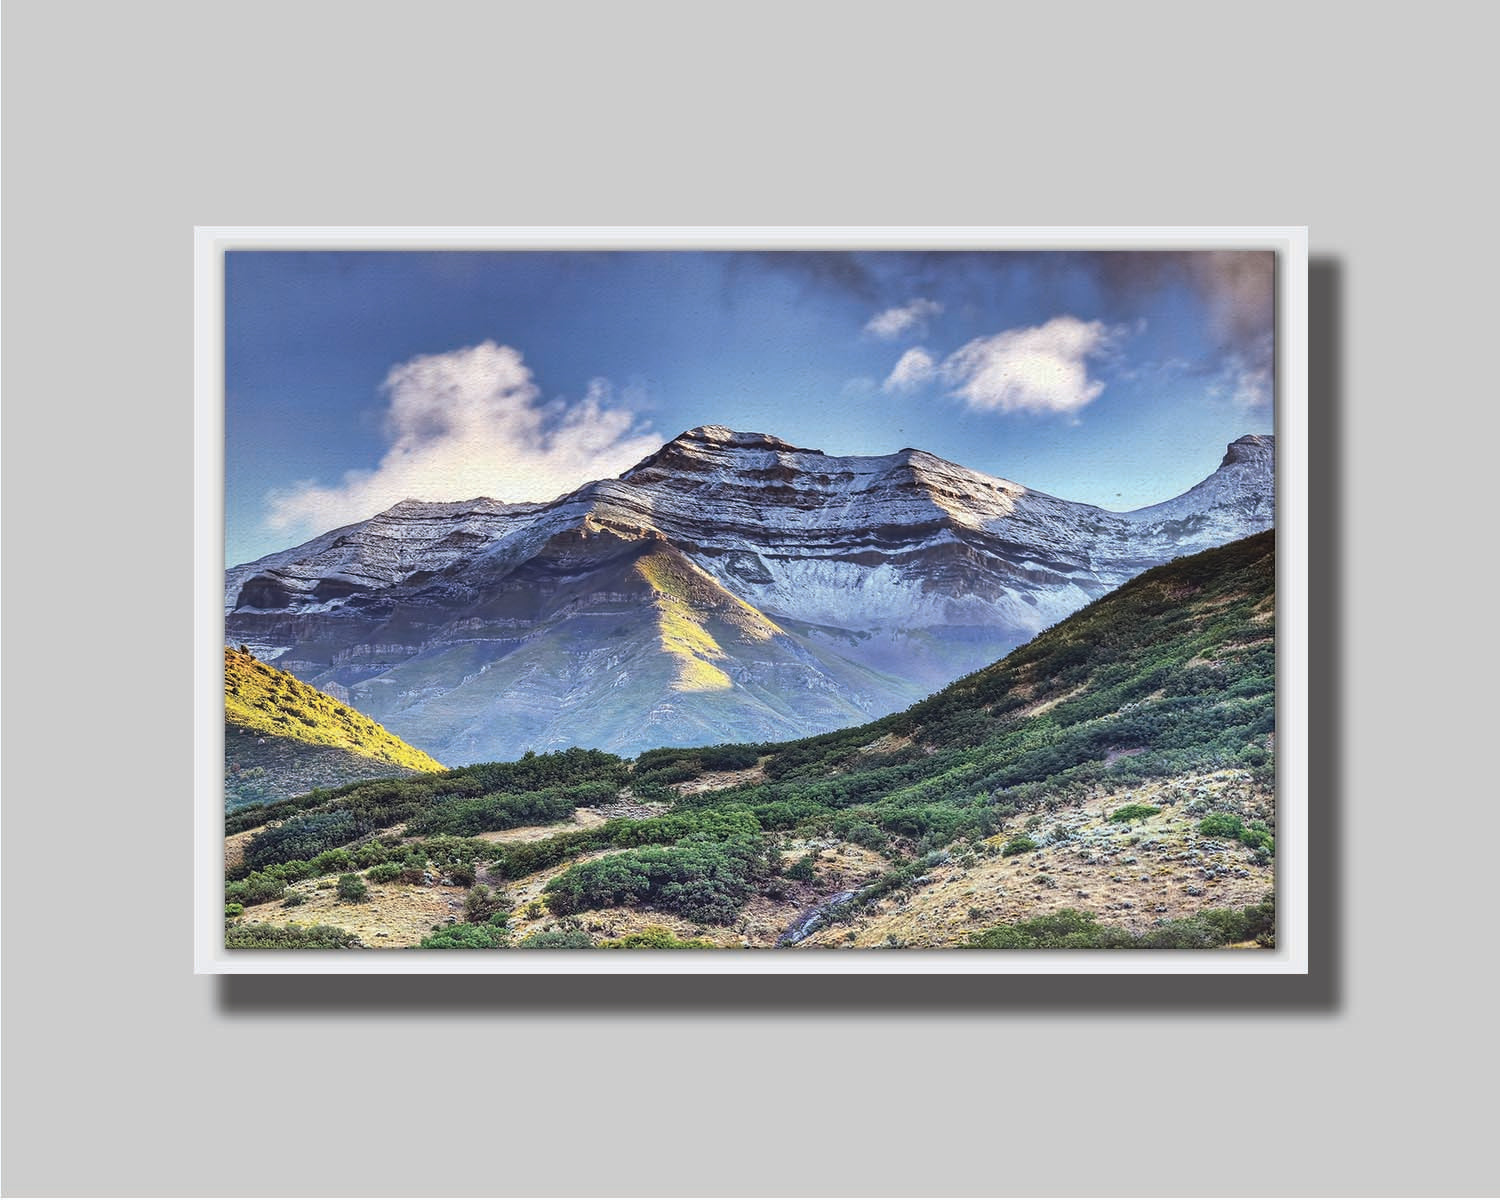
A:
225 427 1273 764
224 532 1276 949
224 646 443 809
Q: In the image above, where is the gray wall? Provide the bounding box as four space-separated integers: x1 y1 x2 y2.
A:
4 3 1495 1195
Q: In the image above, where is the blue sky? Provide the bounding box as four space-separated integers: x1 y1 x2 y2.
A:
225 249 1274 566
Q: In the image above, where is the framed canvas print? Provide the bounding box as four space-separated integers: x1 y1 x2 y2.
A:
195 227 1308 974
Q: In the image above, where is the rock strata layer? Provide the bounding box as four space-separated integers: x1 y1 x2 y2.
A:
226 427 1274 763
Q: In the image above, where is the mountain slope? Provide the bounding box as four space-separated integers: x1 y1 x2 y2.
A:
748 526 1275 792
225 427 1273 763
224 532 1275 949
224 647 443 809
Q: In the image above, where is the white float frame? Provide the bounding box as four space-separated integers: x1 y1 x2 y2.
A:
194 226 1308 975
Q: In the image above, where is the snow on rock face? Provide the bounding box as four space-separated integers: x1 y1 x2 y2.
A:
589 427 1272 624
224 428 1274 762
227 497 554 610
1120 434 1275 547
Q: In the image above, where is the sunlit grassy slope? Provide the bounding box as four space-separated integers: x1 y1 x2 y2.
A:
225 647 442 808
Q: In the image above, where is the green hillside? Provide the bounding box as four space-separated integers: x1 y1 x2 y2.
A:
225 647 443 809
223 531 1275 949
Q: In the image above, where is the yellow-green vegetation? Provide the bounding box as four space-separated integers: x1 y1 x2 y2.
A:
225 647 443 772
598 925 717 948
634 550 780 691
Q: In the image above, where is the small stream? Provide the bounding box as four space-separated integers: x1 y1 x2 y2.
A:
777 890 857 946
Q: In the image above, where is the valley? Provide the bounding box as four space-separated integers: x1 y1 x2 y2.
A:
223 530 1278 951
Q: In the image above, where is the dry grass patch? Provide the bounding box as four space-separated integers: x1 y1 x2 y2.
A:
229 878 469 948
798 771 1274 949
473 807 609 843
223 826 263 873
670 763 766 795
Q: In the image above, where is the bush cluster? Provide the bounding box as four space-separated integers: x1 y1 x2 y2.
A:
598 926 715 949
464 884 510 924
336 873 368 902
225 923 360 949
1109 803 1160 823
420 922 509 949
543 833 769 924
964 894 1275 950
1198 812 1275 856
518 928 595 948
784 853 817 882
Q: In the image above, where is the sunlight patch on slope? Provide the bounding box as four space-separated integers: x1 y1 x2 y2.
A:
633 549 780 690
224 647 445 771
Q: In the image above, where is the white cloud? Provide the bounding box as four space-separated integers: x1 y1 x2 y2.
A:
882 347 937 393
266 340 661 536
864 297 944 341
940 316 1119 415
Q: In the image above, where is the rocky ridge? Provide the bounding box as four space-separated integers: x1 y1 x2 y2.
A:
225 427 1274 763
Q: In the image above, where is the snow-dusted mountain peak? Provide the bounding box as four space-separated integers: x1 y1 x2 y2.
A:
672 425 803 452
380 495 540 519
1221 433 1275 467
225 426 1274 762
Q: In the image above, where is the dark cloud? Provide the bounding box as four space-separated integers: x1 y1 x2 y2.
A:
732 251 880 301
726 247 1275 406
1084 250 1274 406
733 247 1272 352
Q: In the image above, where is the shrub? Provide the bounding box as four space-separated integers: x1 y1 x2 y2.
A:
598 926 715 949
785 853 817 882
1238 820 1275 855
702 745 762 771
420 923 508 949
336 873 369 902
310 848 354 875
1001 836 1038 857
365 861 403 884
281 893 306 907
406 788 577 837
224 902 243 918
225 923 359 949
446 861 477 887
1198 812 1245 839
518 928 595 948
1109 804 1160 823
964 895 1275 951
224 872 290 908
542 833 767 924
351 839 402 870
837 820 887 851
244 810 361 871
464 884 510 925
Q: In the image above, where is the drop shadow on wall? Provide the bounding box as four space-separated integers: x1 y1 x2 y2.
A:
218 258 1344 1017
